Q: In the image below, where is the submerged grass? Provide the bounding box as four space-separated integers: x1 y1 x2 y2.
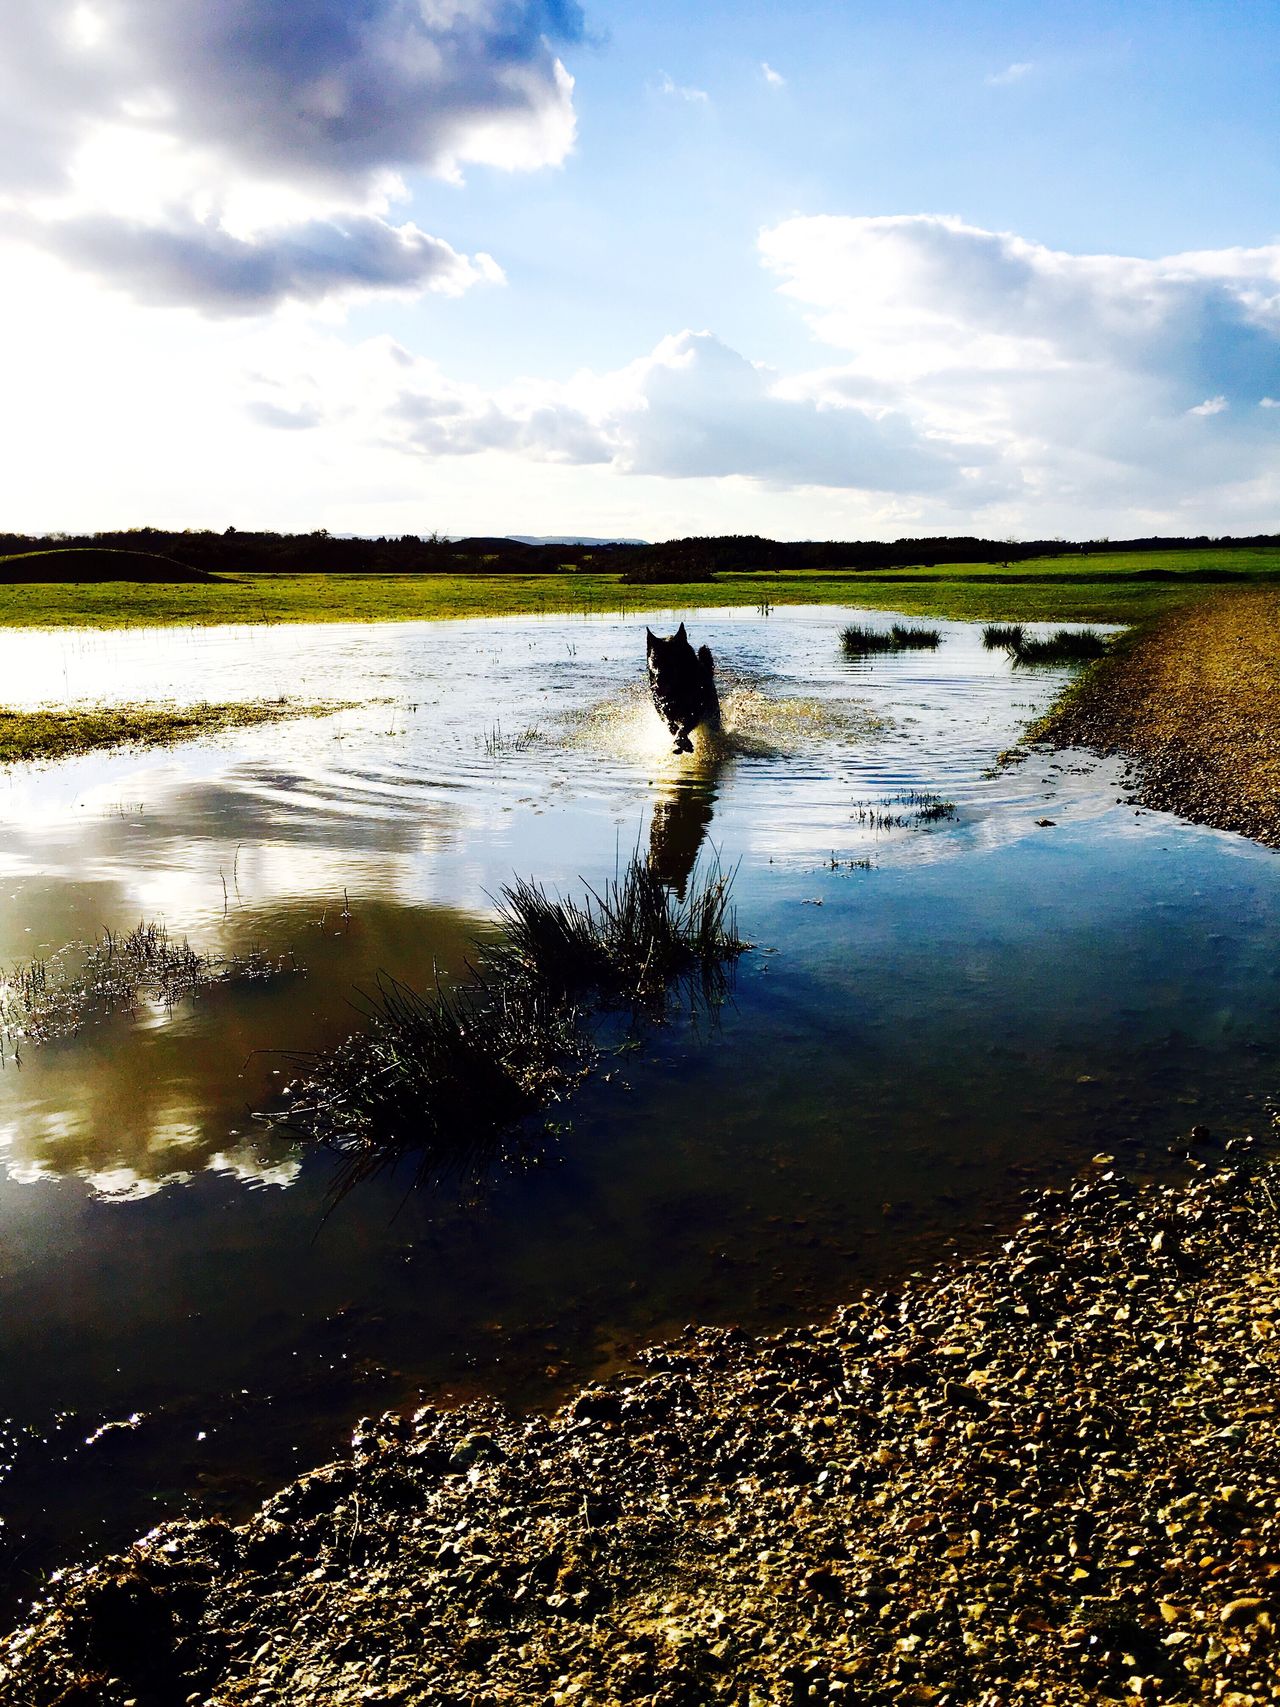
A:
902 790 958 822
271 853 746 1191
0 698 347 765
982 622 1026 650
482 722 544 757
850 790 958 831
1 921 292 1046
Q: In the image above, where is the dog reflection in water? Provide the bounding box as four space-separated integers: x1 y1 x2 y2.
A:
648 771 721 898
645 623 722 754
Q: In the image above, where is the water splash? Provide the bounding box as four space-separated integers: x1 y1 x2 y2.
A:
714 684 887 756
562 678 885 767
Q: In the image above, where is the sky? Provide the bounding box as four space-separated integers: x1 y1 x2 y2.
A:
1 0 1278 541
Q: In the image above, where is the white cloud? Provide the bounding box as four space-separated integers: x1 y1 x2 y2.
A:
757 214 1280 522
5 200 1279 538
7 209 504 315
0 0 580 312
658 72 710 104
761 62 786 88
249 328 995 502
0 246 971 537
229 215 1280 530
986 61 1036 86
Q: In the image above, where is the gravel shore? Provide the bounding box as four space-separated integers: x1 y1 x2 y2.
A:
6 1121 1280 1707
1032 589 1280 847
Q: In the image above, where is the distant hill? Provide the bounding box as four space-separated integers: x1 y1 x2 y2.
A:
327 533 649 546
506 535 649 547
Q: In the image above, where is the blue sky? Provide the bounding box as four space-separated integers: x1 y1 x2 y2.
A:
1 0 1278 538
384 0 1280 386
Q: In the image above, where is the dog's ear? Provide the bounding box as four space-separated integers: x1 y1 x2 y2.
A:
676 622 687 641
645 627 656 651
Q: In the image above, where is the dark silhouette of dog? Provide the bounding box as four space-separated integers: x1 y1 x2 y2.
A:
648 775 718 896
645 623 722 754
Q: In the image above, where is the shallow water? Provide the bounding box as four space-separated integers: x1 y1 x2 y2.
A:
1 607 1277 1604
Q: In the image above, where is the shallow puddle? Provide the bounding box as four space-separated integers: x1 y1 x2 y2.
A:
1 607 1277 1605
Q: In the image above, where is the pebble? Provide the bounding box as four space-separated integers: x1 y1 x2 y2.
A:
6 1128 1280 1705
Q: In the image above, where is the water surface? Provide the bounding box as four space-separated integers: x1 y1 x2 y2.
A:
1 608 1276 1604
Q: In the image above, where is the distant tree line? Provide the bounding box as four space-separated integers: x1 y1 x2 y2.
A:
2 526 1278 584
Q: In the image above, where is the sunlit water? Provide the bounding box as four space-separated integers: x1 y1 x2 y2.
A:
0 606 1277 1605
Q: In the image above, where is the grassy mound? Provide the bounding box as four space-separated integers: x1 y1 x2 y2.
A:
0 547 220 583
279 973 587 1193
0 699 345 765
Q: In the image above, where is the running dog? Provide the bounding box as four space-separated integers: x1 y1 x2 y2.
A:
645 623 722 754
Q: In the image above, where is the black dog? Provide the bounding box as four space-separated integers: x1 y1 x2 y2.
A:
645 623 722 753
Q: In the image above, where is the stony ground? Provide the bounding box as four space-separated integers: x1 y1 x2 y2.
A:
5 1120 1280 1707
1033 588 1280 847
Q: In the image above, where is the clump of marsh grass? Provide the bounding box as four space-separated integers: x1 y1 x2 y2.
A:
267 853 747 1191
1010 628 1109 665
983 623 1026 650
841 623 941 657
841 624 897 656
93 921 207 1006
888 623 941 649
276 973 589 1194
1 921 292 1045
489 856 744 1002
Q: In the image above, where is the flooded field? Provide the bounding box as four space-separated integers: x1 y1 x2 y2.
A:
1 606 1277 1606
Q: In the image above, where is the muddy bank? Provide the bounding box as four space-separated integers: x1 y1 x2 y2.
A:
6 1127 1280 1707
1033 589 1280 847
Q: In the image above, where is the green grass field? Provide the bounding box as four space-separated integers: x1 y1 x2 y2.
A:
1 549 1277 630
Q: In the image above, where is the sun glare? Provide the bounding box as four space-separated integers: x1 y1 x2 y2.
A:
66 3 106 50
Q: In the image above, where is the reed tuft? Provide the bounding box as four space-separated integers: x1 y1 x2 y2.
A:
1010 628 1109 665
